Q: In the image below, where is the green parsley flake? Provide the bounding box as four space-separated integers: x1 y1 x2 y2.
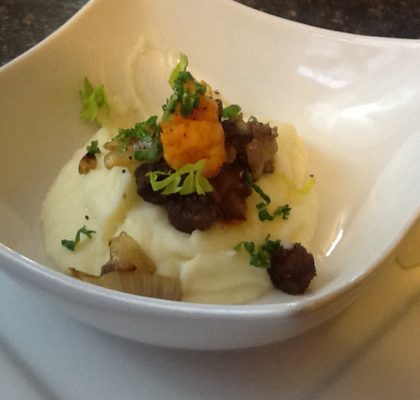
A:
163 54 206 120
86 140 101 156
112 116 162 162
222 104 242 120
234 235 281 268
79 78 108 122
147 160 213 196
61 226 96 251
245 171 291 221
257 203 292 221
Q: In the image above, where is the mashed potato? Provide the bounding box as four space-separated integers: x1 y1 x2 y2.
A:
42 122 318 304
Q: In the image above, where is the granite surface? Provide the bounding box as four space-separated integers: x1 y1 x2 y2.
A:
1 0 420 66
239 0 420 37
0 0 87 66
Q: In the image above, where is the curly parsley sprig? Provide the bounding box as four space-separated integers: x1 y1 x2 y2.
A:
245 171 291 221
163 54 206 120
86 140 101 156
112 116 162 162
221 104 242 120
234 235 281 268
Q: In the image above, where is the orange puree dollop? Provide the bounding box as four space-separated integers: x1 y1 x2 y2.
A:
161 95 226 178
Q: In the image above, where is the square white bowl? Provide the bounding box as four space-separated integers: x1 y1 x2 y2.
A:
0 0 419 349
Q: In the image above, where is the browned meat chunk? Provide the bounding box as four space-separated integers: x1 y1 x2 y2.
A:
134 160 171 205
135 159 253 233
268 243 316 295
210 163 252 220
223 118 278 180
166 193 219 233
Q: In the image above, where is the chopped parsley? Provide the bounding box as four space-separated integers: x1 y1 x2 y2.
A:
79 78 107 122
163 54 206 120
222 104 242 120
258 204 292 221
112 116 162 162
86 140 101 156
234 235 281 268
245 172 291 221
61 226 96 251
147 159 212 195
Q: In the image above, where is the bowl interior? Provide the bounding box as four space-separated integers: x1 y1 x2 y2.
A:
1 0 419 306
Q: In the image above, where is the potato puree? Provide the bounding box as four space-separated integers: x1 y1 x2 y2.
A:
42 123 318 304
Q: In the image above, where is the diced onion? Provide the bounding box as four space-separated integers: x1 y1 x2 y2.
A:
103 141 136 169
70 231 181 300
103 231 156 273
70 268 182 301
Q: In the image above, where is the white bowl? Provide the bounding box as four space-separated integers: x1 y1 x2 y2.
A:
0 0 419 350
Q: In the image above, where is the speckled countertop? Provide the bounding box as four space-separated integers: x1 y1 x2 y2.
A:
1 0 420 66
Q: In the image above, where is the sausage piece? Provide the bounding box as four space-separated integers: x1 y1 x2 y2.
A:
268 243 316 295
134 160 171 205
210 163 252 221
166 193 219 233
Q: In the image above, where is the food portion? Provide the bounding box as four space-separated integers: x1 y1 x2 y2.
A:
42 53 319 304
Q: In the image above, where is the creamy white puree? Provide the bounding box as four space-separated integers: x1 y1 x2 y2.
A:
42 123 318 304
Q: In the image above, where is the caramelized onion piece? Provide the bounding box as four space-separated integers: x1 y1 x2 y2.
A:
223 119 278 180
246 128 278 178
69 231 181 301
103 141 136 169
70 268 182 301
102 231 156 273
78 153 97 174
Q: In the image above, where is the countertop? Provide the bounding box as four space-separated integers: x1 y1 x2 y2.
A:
1 0 420 66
